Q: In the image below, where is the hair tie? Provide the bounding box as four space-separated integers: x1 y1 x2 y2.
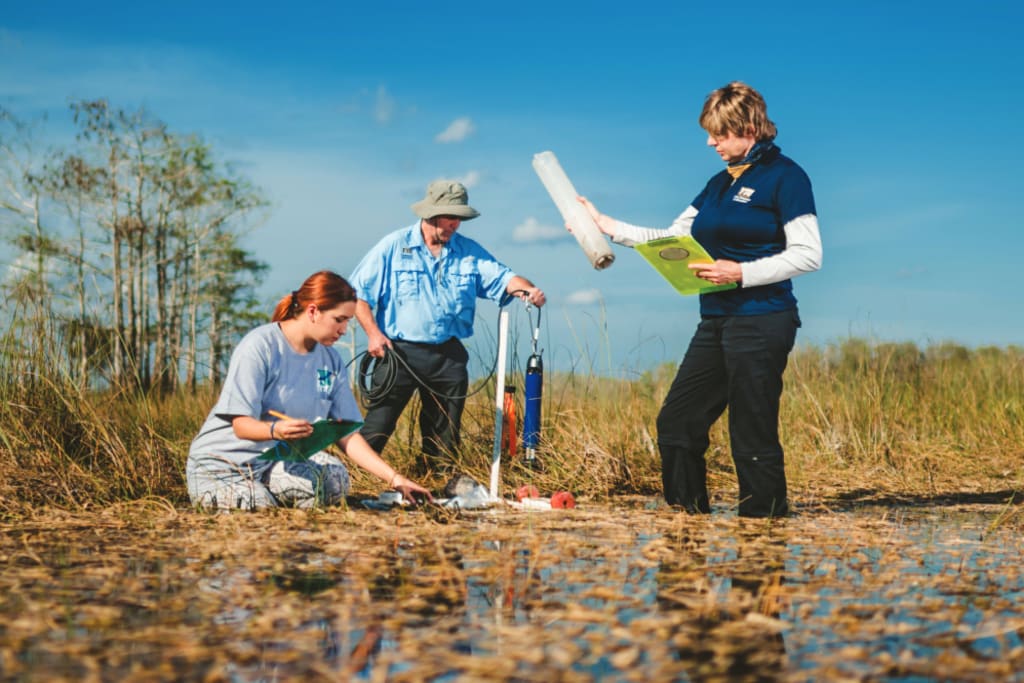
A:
290 290 299 310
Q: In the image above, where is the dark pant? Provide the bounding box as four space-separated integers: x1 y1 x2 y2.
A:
657 309 799 517
360 338 469 470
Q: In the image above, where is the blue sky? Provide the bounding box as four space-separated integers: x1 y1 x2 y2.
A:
2 1 1022 374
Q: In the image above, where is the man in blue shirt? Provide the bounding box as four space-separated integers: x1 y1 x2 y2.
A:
350 180 545 474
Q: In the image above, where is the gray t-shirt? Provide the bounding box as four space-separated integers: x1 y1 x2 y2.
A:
188 323 362 473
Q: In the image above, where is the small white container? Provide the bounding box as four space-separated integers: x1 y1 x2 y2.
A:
378 490 404 506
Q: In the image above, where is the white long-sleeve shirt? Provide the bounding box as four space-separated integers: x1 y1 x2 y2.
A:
611 206 822 288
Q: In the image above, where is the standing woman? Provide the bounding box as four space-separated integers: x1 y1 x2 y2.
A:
580 82 822 517
187 270 432 511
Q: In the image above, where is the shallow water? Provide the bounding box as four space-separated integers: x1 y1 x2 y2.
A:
1 501 1022 681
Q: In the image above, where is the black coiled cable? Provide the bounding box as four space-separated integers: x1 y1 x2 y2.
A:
353 345 494 410
352 289 536 410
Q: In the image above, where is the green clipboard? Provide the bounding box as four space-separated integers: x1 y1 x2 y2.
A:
634 235 737 296
257 418 363 463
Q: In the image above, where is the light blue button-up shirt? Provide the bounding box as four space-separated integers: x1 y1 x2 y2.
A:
349 223 515 343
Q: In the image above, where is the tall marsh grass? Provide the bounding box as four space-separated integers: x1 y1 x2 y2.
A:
0 316 212 512
1 334 1022 512
781 340 1024 496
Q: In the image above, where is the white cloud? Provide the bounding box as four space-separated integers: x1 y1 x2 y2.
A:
455 170 481 189
565 288 603 305
427 170 480 189
512 217 569 243
374 85 395 124
434 117 475 143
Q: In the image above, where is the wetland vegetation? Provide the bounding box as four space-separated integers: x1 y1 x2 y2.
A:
2 337 1023 681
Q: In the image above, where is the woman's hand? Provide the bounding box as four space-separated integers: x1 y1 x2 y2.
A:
232 414 312 442
689 260 743 286
272 418 313 441
335 431 436 505
576 196 618 238
391 475 434 505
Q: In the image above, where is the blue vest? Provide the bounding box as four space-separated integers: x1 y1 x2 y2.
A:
691 146 816 317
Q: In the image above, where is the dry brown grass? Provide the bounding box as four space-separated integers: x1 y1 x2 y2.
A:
1 339 1023 513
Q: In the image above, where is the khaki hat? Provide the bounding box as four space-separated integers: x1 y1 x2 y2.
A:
410 180 480 220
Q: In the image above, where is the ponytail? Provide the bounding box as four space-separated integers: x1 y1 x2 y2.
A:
272 271 357 322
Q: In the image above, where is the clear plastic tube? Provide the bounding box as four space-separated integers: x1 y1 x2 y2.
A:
532 151 614 270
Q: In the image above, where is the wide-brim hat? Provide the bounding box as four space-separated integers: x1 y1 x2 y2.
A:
411 180 480 220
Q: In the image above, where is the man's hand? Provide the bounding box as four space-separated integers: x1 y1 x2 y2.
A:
367 330 393 358
519 287 546 307
507 276 546 308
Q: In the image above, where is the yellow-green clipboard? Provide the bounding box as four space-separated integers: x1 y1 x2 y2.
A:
257 418 362 462
634 235 737 296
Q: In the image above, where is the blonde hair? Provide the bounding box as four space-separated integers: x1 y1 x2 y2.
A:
699 81 777 141
271 270 356 322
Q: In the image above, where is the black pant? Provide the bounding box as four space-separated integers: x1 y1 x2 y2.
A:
360 338 469 468
657 309 799 517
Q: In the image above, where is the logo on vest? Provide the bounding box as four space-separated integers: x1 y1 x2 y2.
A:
733 187 755 204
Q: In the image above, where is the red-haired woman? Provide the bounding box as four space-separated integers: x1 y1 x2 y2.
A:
187 270 432 511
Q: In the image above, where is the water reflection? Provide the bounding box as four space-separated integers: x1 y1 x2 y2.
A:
354 507 1024 681
783 508 1024 680
3 504 1024 681
656 524 789 682
344 516 796 681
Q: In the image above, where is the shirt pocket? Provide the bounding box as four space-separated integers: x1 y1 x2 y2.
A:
450 271 479 312
395 268 425 298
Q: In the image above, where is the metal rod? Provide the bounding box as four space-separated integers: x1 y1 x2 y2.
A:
489 307 510 499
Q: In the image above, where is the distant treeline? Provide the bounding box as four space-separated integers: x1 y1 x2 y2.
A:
0 100 268 393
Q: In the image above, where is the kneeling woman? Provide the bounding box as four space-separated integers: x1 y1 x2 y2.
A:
187 270 432 510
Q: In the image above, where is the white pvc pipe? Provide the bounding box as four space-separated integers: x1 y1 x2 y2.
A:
532 150 615 270
489 308 510 499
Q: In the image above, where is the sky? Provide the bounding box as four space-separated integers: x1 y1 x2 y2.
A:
1 1 1022 376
